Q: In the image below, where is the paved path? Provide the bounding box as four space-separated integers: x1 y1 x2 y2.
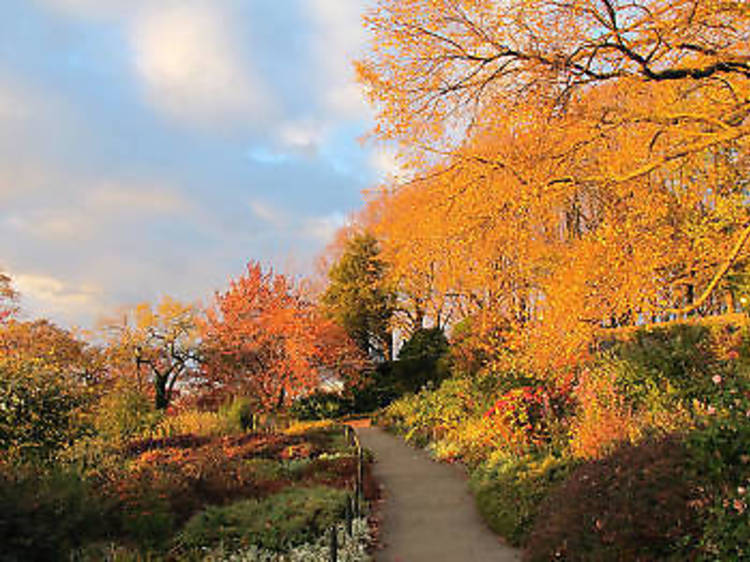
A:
357 426 520 562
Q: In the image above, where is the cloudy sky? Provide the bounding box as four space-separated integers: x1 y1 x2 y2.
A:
0 0 394 328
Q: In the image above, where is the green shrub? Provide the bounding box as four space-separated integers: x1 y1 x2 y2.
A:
685 370 750 560
377 374 495 448
350 351 452 415
289 391 352 421
470 451 574 546
201 517 372 561
0 362 91 462
0 465 110 561
94 383 161 442
178 485 348 551
119 491 174 551
611 323 741 408
525 435 703 561
398 327 449 361
244 457 312 482
220 396 255 432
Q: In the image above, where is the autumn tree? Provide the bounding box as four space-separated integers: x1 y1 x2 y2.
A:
322 231 395 359
0 318 101 381
0 319 99 458
104 297 200 410
202 261 366 413
358 0 750 368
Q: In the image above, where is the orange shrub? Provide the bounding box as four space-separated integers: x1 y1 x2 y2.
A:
569 365 641 459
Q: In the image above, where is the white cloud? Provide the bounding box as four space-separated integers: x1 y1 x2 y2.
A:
301 211 347 243
14 273 103 325
306 0 370 117
130 2 272 127
5 213 85 240
39 0 274 129
86 182 190 214
249 200 347 244
278 120 326 156
249 199 287 228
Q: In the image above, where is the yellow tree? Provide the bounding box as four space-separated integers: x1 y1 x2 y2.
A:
359 0 750 367
103 296 200 410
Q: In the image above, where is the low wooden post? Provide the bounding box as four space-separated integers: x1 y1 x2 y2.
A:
329 525 338 562
358 446 365 501
345 495 353 537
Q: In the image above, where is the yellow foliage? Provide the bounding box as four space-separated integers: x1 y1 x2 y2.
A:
283 419 337 436
358 0 750 371
156 410 231 438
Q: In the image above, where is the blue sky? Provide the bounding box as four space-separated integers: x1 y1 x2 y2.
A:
0 0 397 328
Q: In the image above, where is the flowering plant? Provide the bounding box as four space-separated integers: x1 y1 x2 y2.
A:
484 384 573 447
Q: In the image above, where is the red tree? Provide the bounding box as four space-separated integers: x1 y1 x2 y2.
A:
201 262 366 412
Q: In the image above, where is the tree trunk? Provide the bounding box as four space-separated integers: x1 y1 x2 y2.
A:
155 375 169 410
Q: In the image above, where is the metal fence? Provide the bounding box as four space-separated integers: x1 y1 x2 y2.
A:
328 424 366 562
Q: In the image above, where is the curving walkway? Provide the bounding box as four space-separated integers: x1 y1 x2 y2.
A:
357 426 520 562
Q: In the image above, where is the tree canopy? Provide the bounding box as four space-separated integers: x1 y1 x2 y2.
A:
322 231 396 359
357 0 750 369
202 261 366 412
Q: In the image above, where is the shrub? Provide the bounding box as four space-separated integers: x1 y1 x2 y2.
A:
525 435 703 561
378 376 488 448
119 443 259 526
201 517 371 561
178 485 348 551
0 464 109 561
611 323 742 407
569 363 643 459
283 420 337 436
349 351 452 415
398 327 449 361
684 369 750 559
430 416 499 465
156 409 232 437
289 391 352 421
484 384 573 450
94 382 161 442
0 361 90 461
220 396 256 432
470 451 575 546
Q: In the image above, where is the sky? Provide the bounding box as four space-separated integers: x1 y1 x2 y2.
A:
0 0 396 329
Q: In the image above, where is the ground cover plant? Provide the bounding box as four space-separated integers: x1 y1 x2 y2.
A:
0 416 368 561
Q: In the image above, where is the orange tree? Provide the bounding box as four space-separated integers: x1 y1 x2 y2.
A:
358 0 750 369
201 261 366 413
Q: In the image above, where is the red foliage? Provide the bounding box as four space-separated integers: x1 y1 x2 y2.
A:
200 261 366 412
525 436 704 561
484 384 573 446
